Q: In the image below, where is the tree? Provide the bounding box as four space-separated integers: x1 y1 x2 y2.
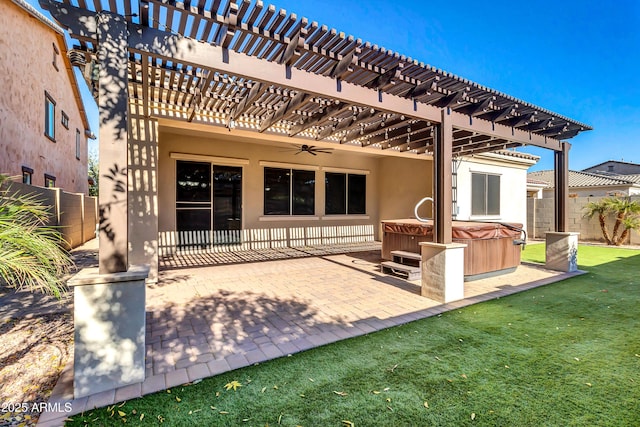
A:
88 151 99 197
584 197 640 246
0 176 73 297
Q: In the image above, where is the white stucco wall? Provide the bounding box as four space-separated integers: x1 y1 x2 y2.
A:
455 153 535 230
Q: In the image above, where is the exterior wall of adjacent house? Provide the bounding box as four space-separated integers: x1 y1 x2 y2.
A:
583 161 640 175
0 0 89 194
539 186 640 198
455 153 536 231
527 195 640 245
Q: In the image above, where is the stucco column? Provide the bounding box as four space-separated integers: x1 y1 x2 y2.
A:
545 231 579 272
68 266 149 398
420 241 466 303
97 11 129 274
129 111 159 282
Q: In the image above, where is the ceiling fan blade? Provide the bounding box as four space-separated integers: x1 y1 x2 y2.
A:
310 151 317 155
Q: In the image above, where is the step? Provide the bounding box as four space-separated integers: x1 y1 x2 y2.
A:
381 261 421 281
390 250 422 261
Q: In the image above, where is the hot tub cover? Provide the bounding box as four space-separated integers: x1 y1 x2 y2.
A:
382 219 522 240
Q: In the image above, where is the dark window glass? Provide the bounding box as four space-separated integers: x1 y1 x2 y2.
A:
487 174 500 215
471 173 500 216
348 174 366 214
325 172 346 214
471 173 486 215
264 168 291 215
176 161 211 203
292 170 315 215
213 166 242 231
75 129 81 160
61 111 69 129
176 209 211 232
45 93 56 141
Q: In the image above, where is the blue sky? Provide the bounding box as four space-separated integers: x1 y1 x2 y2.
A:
31 0 640 171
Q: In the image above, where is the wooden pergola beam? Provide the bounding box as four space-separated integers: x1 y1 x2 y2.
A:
40 0 567 152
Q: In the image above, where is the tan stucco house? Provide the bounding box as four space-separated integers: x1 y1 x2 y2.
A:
0 0 92 193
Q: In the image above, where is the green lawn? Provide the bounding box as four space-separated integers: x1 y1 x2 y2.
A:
67 245 640 426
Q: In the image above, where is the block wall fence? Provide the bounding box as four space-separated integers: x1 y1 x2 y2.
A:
2 181 97 249
527 196 640 245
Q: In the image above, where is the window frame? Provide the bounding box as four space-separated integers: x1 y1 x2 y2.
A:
263 167 316 216
470 172 501 217
44 91 56 142
52 43 59 71
44 174 56 188
324 172 367 215
61 111 69 129
75 129 81 160
22 166 33 185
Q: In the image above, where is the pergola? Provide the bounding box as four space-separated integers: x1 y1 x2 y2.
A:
44 0 590 398
41 0 590 275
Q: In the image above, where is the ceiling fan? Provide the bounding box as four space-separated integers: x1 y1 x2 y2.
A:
285 144 334 155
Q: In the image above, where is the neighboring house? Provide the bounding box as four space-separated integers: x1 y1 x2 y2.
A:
0 0 92 194
582 160 640 176
527 170 640 197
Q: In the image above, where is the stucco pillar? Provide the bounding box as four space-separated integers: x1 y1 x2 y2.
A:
420 241 466 303
545 231 579 272
97 11 129 274
554 142 570 233
129 111 159 282
68 266 149 398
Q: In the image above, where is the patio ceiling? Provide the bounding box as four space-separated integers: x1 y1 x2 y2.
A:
43 0 590 157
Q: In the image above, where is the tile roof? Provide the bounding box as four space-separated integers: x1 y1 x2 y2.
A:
492 150 540 161
528 170 640 188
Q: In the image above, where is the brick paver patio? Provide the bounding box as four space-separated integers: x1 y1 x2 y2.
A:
38 242 582 426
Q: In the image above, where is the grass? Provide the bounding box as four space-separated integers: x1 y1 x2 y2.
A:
66 245 640 426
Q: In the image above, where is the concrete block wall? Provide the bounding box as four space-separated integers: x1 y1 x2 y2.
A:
1 181 97 249
528 196 640 245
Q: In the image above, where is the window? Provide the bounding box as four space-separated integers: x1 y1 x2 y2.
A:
44 92 56 141
75 129 81 159
22 166 33 185
44 174 56 188
471 172 500 216
325 172 366 215
264 167 315 215
61 111 69 129
52 43 59 71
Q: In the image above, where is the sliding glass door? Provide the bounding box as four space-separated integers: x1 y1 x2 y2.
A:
176 160 242 249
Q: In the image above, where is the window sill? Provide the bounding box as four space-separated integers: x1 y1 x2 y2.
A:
469 215 501 221
259 216 320 222
321 215 370 220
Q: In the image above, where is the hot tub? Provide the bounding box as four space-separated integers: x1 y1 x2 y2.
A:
381 219 524 280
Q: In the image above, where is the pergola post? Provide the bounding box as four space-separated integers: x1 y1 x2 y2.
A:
434 108 453 244
97 11 129 273
546 141 579 272
67 12 149 399
420 108 465 303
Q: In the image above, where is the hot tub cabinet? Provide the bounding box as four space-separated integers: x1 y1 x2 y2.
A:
381 219 523 280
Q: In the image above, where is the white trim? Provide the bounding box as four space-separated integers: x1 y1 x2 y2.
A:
321 215 370 220
259 161 320 171
259 216 320 222
321 166 370 175
170 152 250 166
